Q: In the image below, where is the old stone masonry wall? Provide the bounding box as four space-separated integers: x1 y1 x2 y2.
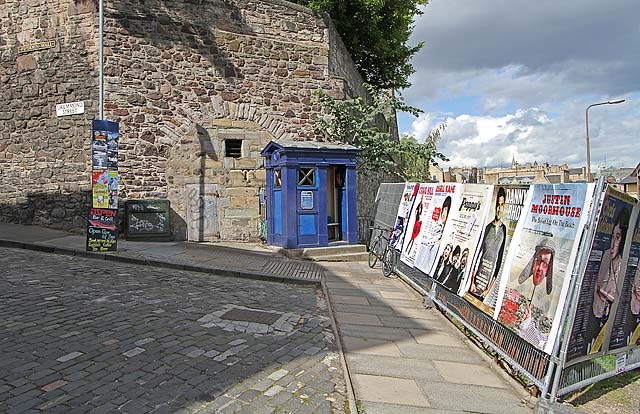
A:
0 0 375 241
0 0 99 228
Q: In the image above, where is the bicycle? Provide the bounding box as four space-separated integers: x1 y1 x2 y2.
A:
367 226 399 278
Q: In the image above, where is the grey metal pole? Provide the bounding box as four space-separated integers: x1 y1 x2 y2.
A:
585 106 591 182
585 99 626 182
99 0 104 119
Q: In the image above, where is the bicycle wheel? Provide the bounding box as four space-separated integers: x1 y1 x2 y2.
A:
368 236 380 268
382 246 396 278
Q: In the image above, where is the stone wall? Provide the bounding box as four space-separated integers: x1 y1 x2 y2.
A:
0 0 99 229
0 0 388 242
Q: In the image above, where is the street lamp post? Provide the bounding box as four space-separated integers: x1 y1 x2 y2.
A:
585 99 625 182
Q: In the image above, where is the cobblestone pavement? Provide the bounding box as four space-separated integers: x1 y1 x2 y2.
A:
0 247 346 414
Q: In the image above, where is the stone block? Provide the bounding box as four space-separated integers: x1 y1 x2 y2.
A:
351 374 430 407
212 118 233 127
219 129 245 140
225 187 256 197
234 158 259 169
223 207 259 219
229 196 257 208
204 159 223 170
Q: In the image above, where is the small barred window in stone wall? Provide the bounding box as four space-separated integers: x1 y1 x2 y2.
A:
298 168 315 186
274 169 282 188
225 139 243 158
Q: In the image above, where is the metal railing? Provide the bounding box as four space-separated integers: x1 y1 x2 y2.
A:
394 260 551 387
557 347 640 396
371 179 638 402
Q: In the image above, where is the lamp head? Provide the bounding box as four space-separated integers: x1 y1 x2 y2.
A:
608 99 625 104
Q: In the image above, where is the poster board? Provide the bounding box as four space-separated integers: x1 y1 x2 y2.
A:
463 185 531 315
399 183 437 266
495 183 595 353
414 183 461 276
433 184 493 295
565 186 637 364
390 182 419 251
608 204 640 352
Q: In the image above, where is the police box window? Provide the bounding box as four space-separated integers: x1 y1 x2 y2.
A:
298 167 315 186
225 139 242 158
274 169 282 188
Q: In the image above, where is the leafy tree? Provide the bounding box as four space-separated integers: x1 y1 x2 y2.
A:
395 132 446 182
313 84 447 180
291 0 427 90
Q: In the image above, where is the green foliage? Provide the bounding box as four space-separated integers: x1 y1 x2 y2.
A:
291 0 427 89
396 130 447 181
313 84 447 180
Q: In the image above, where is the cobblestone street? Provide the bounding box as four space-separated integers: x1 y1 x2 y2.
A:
0 247 346 414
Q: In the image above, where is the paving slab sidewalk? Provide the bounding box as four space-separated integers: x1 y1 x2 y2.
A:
0 223 322 284
320 261 536 414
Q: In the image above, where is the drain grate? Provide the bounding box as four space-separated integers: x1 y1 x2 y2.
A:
219 308 281 325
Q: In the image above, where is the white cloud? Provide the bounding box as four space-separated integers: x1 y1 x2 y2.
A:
410 105 640 169
399 0 640 168
407 113 436 143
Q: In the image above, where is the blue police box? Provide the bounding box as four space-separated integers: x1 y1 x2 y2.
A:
261 140 359 248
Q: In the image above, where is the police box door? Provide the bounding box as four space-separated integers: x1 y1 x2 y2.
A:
326 166 346 241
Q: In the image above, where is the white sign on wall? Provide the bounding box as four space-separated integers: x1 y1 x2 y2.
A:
56 101 85 117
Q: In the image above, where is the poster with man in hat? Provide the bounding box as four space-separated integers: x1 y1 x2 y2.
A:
495 183 595 353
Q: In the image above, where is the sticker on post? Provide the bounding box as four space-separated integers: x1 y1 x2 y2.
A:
301 191 313 210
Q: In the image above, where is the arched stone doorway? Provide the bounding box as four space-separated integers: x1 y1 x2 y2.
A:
166 118 276 242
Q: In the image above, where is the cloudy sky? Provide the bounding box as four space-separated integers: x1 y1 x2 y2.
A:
397 0 640 169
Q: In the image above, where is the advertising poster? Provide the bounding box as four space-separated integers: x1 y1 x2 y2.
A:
432 184 493 295
86 208 117 252
390 183 419 251
566 187 636 363
608 205 640 351
495 183 594 353
414 183 461 276
400 183 436 266
92 170 109 208
92 138 107 153
107 132 119 169
108 170 119 209
463 185 531 315
92 151 107 170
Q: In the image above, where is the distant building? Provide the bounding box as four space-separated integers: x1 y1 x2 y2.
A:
609 163 640 198
480 160 587 185
443 159 638 199
444 167 480 183
429 164 445 183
